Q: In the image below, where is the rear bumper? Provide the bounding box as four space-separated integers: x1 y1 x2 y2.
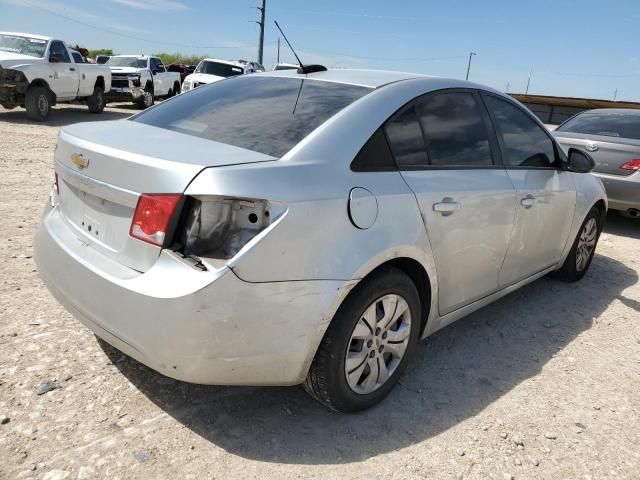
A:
35 203 347 385
593 171 640 211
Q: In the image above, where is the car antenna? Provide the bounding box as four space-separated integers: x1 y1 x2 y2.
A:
274 20 327 74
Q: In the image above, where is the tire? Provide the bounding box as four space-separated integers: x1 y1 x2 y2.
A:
551 206 602 282
25 86 51 121
87 86 105 113
136 87 154 109
304 267 421 412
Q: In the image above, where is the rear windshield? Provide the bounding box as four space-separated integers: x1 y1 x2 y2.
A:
557 112 640 140
133 76 372 157
195 61 243 78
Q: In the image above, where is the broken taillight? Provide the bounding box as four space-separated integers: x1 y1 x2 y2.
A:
130 194 181 247
178 196 278 261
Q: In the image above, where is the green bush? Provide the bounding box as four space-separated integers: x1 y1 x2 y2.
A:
152 52 206 66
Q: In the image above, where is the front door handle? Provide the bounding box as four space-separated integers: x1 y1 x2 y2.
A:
69 67 76 71
433 198 461 216
521 194 536 208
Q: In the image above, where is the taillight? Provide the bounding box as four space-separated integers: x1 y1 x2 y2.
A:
130 194 181 247
620 159 640 172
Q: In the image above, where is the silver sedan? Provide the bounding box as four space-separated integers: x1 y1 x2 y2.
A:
35 68 607 412
553 108 640 219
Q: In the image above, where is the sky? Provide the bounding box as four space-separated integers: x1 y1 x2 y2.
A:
1 0 639 101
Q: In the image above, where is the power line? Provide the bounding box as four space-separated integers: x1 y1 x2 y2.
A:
18 0 242 50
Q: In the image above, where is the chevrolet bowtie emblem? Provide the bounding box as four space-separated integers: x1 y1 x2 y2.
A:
71 153 89 170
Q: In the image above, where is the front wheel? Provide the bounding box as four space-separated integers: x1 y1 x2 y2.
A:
552 206 602 282
136 89 154 109
304 267 421 412
25 86 51 121
87 86 105 113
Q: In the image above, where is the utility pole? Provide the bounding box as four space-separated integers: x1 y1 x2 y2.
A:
525 67 532 95
613 88 618 101
257 0 266 65
465 52 476 81
506 82 510 93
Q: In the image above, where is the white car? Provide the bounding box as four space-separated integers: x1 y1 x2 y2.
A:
105 55 181 109
0 32 111 121
181 58 264 92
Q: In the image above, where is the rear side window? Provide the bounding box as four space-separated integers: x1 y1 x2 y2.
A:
486 96 556 168
384 105 428 167
351 128 395 171
418 92 493 167
557 112 640 140
133 76 371 157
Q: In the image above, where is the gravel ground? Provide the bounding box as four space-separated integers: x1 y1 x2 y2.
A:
1 104 639 480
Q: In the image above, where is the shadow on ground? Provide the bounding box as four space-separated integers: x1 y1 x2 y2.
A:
102 252 637 464
0 106 131 126
604 211 640 240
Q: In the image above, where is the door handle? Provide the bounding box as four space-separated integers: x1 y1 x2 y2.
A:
521 194 536 208
69 67 76 71
433 198 461 216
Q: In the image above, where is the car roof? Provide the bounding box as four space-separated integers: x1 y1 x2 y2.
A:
577 108 640 116
259 68 432 88
0 31 53 41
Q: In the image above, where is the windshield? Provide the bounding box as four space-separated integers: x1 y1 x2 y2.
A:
107 56 147 68
557 112 640 140
195 61 243 78
133 76 372 157
0 34 47 58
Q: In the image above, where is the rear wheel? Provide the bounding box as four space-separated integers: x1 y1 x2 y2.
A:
304 267 421 412
552 206 602 282
87 86 105 113
25 86 51 121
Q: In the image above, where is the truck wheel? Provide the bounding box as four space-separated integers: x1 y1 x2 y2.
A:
136 89 154 109
25 86 51 121
87 86 105 113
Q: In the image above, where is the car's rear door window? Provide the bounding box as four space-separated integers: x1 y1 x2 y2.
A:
384 105 428 167
485 95 557 168
417 92 494 167
133 76 372 157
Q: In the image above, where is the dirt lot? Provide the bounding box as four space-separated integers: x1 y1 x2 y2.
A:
0 105 639 480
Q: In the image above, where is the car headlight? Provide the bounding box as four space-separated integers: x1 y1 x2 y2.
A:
128 74 141 87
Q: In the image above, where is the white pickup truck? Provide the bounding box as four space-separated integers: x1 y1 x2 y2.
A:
0 32 111 121
105 55 181 109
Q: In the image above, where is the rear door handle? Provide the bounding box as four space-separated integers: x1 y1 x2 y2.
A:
521 194 536 208
433 198 461 216
69 67 76 71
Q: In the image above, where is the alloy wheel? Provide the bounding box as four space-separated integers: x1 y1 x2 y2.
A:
576 217 597 271
344 294 411 395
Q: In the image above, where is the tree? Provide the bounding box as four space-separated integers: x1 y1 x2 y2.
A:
88 48 114 58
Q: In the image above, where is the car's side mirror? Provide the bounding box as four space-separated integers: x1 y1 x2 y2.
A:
567 148 595 173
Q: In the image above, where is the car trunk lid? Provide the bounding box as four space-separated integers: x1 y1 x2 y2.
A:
554 132 640 177
54 120 275 272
